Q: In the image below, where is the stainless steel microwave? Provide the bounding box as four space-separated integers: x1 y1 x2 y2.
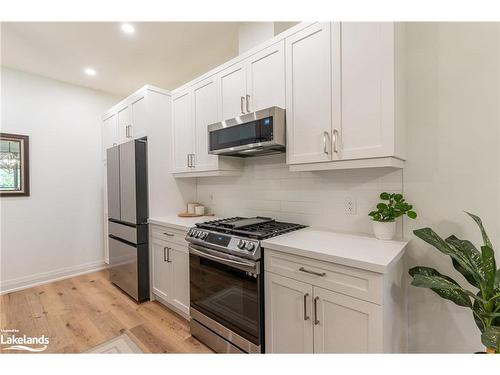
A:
207 106 285 157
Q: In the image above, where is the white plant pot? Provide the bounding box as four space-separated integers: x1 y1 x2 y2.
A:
372 221 396 240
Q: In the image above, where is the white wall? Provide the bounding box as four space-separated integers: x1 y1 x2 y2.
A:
0 68 119 292
404 23 500 353
197 155 403 235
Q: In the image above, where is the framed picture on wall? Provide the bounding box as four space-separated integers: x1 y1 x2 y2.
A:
0 133 30 197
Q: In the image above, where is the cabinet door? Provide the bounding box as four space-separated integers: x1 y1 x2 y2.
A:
285 22 334 165
103 113 118 154
340 23 394 160
246 41 285 112
192 76 219 171
265 272 314 353
152 242 172 301
218 62 247 120
117 106 132 143
130 94 148 139
172 90 195 173
170 246 190 315
313 286 383 353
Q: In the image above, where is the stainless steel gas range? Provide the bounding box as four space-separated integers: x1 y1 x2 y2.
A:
186 217 306 353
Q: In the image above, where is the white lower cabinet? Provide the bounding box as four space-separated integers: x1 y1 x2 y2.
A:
312 286 382 353
265 273 314 353
151 225 190 317
265 249 403 353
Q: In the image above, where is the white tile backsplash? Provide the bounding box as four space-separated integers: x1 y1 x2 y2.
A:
196 154 403 235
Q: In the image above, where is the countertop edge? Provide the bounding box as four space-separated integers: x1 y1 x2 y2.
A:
261 238 408 274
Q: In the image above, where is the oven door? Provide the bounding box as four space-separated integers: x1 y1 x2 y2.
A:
189 244 262 350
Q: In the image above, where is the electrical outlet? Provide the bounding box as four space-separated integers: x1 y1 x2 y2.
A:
344 197 356 215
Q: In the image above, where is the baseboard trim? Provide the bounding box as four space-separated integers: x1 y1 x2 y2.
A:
0 260 109 295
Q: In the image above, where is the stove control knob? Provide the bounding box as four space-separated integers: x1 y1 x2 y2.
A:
237 240 246 249
196 231 204 239
246 242 255 251
200 232 208 239
189 229 195 237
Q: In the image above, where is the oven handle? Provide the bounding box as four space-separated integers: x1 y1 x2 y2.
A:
188 244 258 274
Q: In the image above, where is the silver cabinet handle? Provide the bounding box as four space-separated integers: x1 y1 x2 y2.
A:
187 154 190 167
166 247 171 263
191 154 195 167
314 296 320 325
303 293 310 321
240 96 245 114
323 131 330 154
163 232 174 237
332 129 340 154
299 267 326 277
126 125 132 138
163 247 167 262
246 94 250 113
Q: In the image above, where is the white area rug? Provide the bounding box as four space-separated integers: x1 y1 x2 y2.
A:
85 334 143 354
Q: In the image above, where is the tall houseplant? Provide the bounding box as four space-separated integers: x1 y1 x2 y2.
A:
368 192 417 240
409 212 500 353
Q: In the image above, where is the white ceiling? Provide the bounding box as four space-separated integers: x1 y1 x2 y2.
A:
1 22 242 97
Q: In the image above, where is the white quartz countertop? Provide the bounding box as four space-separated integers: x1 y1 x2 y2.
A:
149 215 220 231
261 227 408 274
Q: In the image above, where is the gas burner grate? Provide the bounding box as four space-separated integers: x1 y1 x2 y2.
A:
196 217 306 240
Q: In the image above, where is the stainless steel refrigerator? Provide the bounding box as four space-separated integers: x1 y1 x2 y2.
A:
107 139 149 302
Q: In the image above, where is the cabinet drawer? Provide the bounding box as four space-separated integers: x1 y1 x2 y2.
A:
265 250 383 304
151 225 188 246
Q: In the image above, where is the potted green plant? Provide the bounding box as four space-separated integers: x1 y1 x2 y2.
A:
368 192 417 240
409 212 500 353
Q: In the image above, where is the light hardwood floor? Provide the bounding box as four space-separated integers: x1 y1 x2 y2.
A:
0 270 212 354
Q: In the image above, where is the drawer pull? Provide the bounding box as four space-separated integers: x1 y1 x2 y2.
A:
163 232 175 237
299 267 326 277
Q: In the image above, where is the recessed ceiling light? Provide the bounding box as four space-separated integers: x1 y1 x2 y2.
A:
84 67 97 76
121 23 135 35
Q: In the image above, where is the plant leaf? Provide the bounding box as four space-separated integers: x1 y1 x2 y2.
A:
394 194 403 202
409 267 472 307
445 235 483 289
414 228 485 289
411 273 486 303
481 246 496 296
377 203 388 211
465 212 492 248
380 192 390 200
481 326 500 352
407 211 417 219
495 269 500 289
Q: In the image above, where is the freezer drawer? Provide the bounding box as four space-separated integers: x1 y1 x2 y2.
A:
109 236 149 301
108 221 148 245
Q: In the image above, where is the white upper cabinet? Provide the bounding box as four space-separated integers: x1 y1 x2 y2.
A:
192 76 219 171
130 94 148 140
218 62 247 120
102 113 118 156
117 105 132 144
285 23 339 165
172 90 195 173
246 41 286 112
340 23 396 160
288 22 405 171
218 41 286 120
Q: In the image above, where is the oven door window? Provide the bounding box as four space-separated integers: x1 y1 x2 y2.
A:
190 253 260 345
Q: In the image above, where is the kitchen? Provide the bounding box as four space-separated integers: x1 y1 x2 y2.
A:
1 3 499 370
